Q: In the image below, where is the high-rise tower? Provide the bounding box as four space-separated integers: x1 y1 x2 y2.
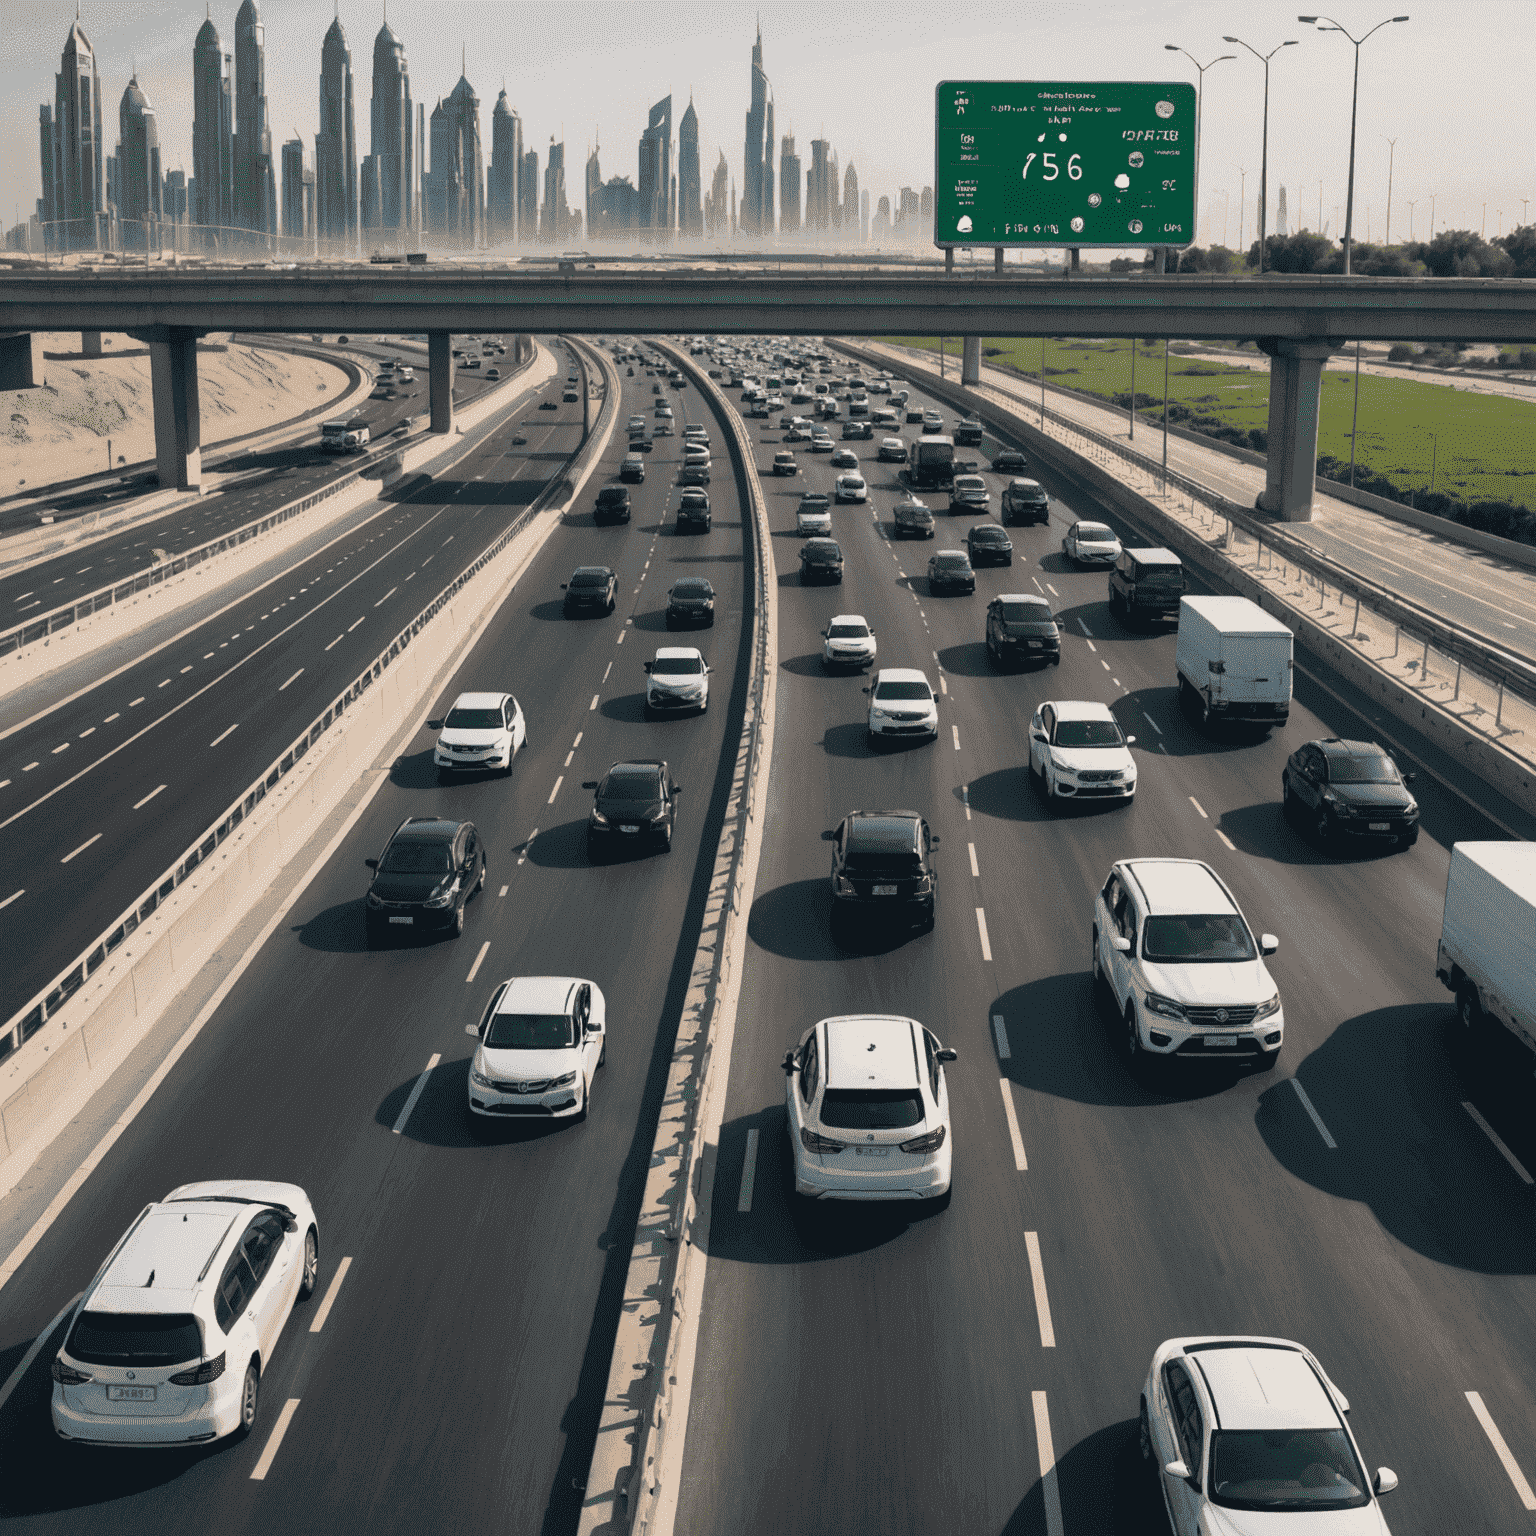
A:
117 76 163 248
638 95 671 239
678 99 701 237
779 135 801 233
192 11 233 242
843 162 859 243
365 18 413 235
489 89 521 242
44 17 106 249
233 0 276 237
741 24 774 235
316 12 357 245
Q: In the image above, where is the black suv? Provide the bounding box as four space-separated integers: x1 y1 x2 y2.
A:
1108 546 1185 626
986 594 1060 667
1000 479 1050 525
824 810 939 932
928 550 976 595
595 486 631 524
665 577 716 627
583 761 681 857
365 817 486 945
993 449 1028 474
894 500 936 539
562 566 617 615
967 524 1013 566
800 538 844 583
1281 738 1420 849
677 489 711 531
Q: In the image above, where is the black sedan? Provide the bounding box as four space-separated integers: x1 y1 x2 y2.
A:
562 566 617 616
985 594 1060 667
927 550 976 595
583 760 681 857
967 524 1014 567
799 538 845 584
894 500 936 539
993 448 1029 474
365 816 486 945
665 577 716 628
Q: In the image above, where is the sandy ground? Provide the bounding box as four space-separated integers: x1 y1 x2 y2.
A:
0 333 353 495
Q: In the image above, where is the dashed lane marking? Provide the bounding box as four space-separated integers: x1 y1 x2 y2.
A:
249 1398 302 1481
1078 618 1093 637
1000 1078 1027 1170
1025 1233 1057 1348
392 1054 441 1135
968 843 980 878
975 908 992 962
548 776 563 804
133 785 167 810
1032 1392 1066 1536
952 725 961 751
279 669 304 691
1291 1079 1337 1149
1189 797 1208 818
309 1257 352 1334
1466 1393 1536 1510
466 941 491 985
1142 711 1163 735
1215 830 1237 851
60 833 102 864
210 723 239 748
1462 1102 1535 1184
590 694 600 710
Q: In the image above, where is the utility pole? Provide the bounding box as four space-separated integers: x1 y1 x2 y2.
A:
1225 35 1298 273
1237 167 1248 252
1383 136 1396 244
1406 200 1416 240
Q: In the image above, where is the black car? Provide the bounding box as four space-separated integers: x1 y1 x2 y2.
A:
583 760 681 857
620 455 646 483
824 810 938 933
1282 738 1420 849
594 485 631 524
967 524 1014 566
993 449 1029 474
927 550 976 595
563 389 579 403
562 566 617 615
677 490 711 532
364 816 486 945
628 433 653 453
894 500 936 539
800 538 845 584
678 463 710 487
841 420 873 440
986 594 1060 666
1000 478 1050 526
666 577 716 627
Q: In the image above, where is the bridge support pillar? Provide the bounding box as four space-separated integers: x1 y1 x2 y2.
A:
1256 338 1336 522
82 330 103 357
0 332 45 389
136 327 203 492
961 336 981 387
429 330 454 433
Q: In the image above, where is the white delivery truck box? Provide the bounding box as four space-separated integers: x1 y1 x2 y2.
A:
1175 595 1292 729
1436 841 1536 1055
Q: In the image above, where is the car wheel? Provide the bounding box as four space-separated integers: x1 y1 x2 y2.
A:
925 1185 952 1213
1281 778 1295 818
574 1079 590 1124
1457 983 1484 1037
299 1226 320 1299
1139 1400 1155 1467
606 597 615 614
474 859 486 894
1400 828 1419 847
1091 929 1106 994
365 920 384 950
1125 1004 1147 1072
866 730 880 752
236 1362 260 1439
452 900 466 937
599 1040 607 1068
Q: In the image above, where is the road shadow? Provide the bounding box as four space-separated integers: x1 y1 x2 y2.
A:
820 721 879 759
291 899 369 954
1216 801 1355 866
388 746 441 790
965 766 1052 824
938 641 993 678
1115 685 1263 761
528 598 577 622
378 1054 575 1149
1003 1418 1168 1536
1036 550 1082 575
524 818 596 869
630 607 673 633
748 878 841 963
781 651 834 678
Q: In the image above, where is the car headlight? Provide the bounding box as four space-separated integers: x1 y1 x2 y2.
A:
1143 992 1188 1022
834 875 857 896
424 879 460 909
1403 800 1419 817
900 1125 946 1154
550 1071 578 1089
1252 993 1282 1022
912 874 934 895
471 1070 500 1089
872 708 888 720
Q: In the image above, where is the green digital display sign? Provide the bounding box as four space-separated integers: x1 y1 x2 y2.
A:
934 80 1198 248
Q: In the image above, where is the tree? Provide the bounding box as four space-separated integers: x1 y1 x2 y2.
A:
1495 223 1536 278
1176 244 1241 273
1412 229 1514 278
1250 231 1335 273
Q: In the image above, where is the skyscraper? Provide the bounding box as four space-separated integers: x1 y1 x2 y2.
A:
281 138 312 239
117 77 163 248
741 23 773 235
316 13 357 246
678 100 701 238
426 74 482 247
541 138 566 243
779 136 800 234
638 95 671 239
192 11 234 242
860 187 869 244
489 90 521 242
706 150 729 236
365 19 413 236
233 0 276 238
843 162 859 243
807 139 833 234
584 142 603 240
44 16 106 250
520 147 539 237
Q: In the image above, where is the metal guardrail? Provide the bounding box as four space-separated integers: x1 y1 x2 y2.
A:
0 336 612 1062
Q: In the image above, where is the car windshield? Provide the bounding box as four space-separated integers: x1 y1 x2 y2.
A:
484 1011 576 1050
1142 914 1257 963
806 543 841 559
900 505 932 519
828 623 868 638
875 681 932 702
67 1312 203 1368
600 769 662 800
934 556 971 571
972 528 1007 542
1053 719 1123 747
820 1089 924 1130
1328 755 1399 784
653 656 704 675
1135 563 1183 584
1077 524 1114 541
1209 1429 1370 1513
672 580 713 596
570 571 609 588
444 707 502 730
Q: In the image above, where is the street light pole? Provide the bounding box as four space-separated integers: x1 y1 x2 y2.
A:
1236 166 1248 251
1406 199 1416 241
1224 35 1299 273
1164 46 1236 245
1383 136 1396 244
1298 14 1410 274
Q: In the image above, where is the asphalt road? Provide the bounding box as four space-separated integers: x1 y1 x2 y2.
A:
671 356 1536 1535
0 347 757 1534
0 341 576 1020
0 334 508 612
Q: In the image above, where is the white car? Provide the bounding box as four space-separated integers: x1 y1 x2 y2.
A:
821 613 877 670
796 504 833 536
434 691 527 779
467 976 606 1122
782 1015 955 1203
877 436 908 463
866 667 939 746
834 472 867 503
1142 1336 1398 1536
1094 858 1283 1070
1063 520 1123 565
1028 700 1137 807
51 1181 320 1446
645 646 711 716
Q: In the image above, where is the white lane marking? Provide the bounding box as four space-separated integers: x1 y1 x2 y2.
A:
392 1054 441 1135
129 697 144 707
347 616 365 632
564 750 575 767
249 1397 302 1481
210 723 239 747
104 712 120 723
1215 829 1237 851
616 631 626 644
1466 1392 1536 1510
1025 1232 1057 1348
1046 582 1059 596
590 693 599 711
309 1256 352 1334
975 908 993 962
548 775 563 804
1101 659 1111 672
78 727 95 739
1032 1392 1066 1536
968 843 979 878
962 784 971 821
1291 1079 1337 1149
158 679 170 688
572 731 583 750
1000 1079 1027 1170
51 743 69 754
0 780 7 791
133 784 167 810
1113 677 1123 689
324 635 343 651
498 885 508 898
1189 797 1208 818
279 668 304 691
737 1128 761 1212
1085 639 1097 653
203 652 214 660
952 724 961 751
60 834 102 864
1077 618 1093 637
518 828 538 866
0 1292 81 1416
992 1013 1011 1060
1463 1102 1535 1184
1142 711 1163 735
602 661 612 682
466 941 491 985
940 675 948 695
180 665 193 674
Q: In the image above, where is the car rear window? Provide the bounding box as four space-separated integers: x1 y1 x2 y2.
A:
1000 601 1050 623
485 1011 576 1050
445 707 502 729
382 839 454 873
67 1311 203 1367
597 488 628 503
672 579 713 595
1133 560 1183 582
934 555 971 571
819 1089 924 1130
570 571 609 588
971 527 1007 541
1142 915 1256 963
601 769 663 798
875 680 932 701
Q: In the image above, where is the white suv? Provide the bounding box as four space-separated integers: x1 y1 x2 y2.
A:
1029 700 1137 807
782 1015 955 1203
645 647 711 716
434 691 527 779
821 613 877 671
1093 859 1282 1069
467 975 606 1122
865 668 939 746
51 1181 320 1446
1142 1336 1398 1534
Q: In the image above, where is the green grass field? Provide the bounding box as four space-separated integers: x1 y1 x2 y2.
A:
892 336 1536 511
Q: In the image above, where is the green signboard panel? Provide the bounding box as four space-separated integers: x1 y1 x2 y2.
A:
934 80 1198 248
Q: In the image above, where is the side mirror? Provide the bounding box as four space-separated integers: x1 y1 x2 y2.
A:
1403 771 1417 785
365 858 379 870
930 836 941 846
1373 1468 1398 1496
1163 1460 1192 1485
560 583 568 590
1260 933 1279 956
281 1216 298 1233
1112 935 1132 953
1031 732 1047 744
672 785 682 795
781 1050 797 1075
464 1022 480 1036
820 629 828 638
581 780 598 789
1125 734 1137 746
643 662 653 673
585 1021 603 1035
936 1048 958 1063
427 718 444 730
820 830 836 841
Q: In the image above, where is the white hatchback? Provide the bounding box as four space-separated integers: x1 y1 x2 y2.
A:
782 1015 955 1202
1063 520 1124 565
645 646 711 716
866 668 938 745
1028 699 1137 807
467 976 606 1121
834 472 867 503
434 691 527 779
821 613 877 670
51 1181 320 1446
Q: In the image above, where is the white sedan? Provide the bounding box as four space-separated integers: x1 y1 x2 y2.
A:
645 646 711 716
866 668 939 746
821 613 877 670
1063 519 1123 565
834 472 867 503
467 975 606 1122
434 691 527 779
1027 699 1136 806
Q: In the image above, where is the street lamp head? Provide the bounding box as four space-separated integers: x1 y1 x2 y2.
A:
1222 35 1239 42
1165 43 1179 49
1297 15 1319 22
1282 39 1299 45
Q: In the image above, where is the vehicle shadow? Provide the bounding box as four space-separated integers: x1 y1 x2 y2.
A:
597 691 653 724
1114 685 1260 760
291 899 369 954
377 1054 571 1149
1036 550 1082 575
528 598 575 622
1003 1418 1167 1536
965 766 1054 824
523 818 593 870
1216 802 1354 866
387 747 441 790
781 651 833 678
630 607 673 633
938 641 993 678
820 721 879 759
748 878 842 963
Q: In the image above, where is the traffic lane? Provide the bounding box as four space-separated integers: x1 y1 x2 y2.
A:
0 367 752 1529
0 379 584 1018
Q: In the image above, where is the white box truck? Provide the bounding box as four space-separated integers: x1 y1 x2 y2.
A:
320 418 370 453
1436 842 1536 1057
1175 595 1292 730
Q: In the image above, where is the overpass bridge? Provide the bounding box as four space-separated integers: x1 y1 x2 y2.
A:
3 269 1534 518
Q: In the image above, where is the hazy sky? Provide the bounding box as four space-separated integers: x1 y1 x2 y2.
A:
3 0 1531 247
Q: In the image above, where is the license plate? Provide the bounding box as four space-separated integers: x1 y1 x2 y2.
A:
872 884 898 896
854 1146 890 1157
388 916 413 925
1028 641 1043 648
1369 822 1390 831
108 1385 157 1401
620 825 639 834
1204 1035 1237 1048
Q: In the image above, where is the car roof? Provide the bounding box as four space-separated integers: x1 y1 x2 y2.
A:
654 645 704 659
1074 520 1114 533
1317 737 1388 760
970 523 1008 535
1189 1343 1339 1431
1047 698 1114 720
844 810 922 853
822 1015 922 1091
829 613 869 625
496 975 580 1014
954 474 986 485
1126 545 1180 564
874 667 931 685
881 437 904 446
933 548 969 559
450 691 508 710
604 758 667 775
1009 478 1044 489
571 565 614 577
669 577 713 589
804 537 841 550
91 1207 239 1315
392 816 462 842
1122 858 1234 916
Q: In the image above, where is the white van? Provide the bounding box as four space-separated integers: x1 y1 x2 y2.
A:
1175 595 1292 731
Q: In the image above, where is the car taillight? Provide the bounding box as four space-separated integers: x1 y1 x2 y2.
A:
900 1125 947 1154
168 1353 225 1386
51 1358 91 1385
800 1128 845 1154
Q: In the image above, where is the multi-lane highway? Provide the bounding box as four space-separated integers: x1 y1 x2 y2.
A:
667 349 1536 1535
